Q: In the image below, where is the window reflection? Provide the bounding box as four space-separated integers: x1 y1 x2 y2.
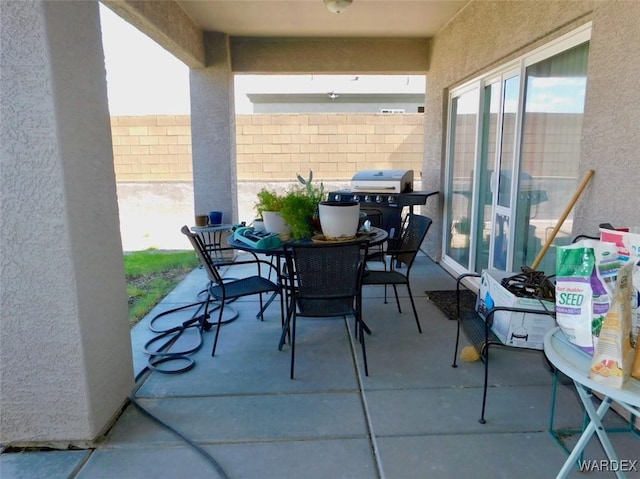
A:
516 42 590 273
446 89 479 267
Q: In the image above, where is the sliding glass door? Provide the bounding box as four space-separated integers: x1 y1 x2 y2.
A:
444 87 478 268
474 81 499 273
515 41 590 272
443 25 591 277
490 71 520 271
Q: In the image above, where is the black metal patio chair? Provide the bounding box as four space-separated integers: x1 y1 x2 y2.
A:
181 225 283 356
362 213 433 333
281 239 370 378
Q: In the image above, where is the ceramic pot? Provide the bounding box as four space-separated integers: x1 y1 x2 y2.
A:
253 219 266 232
262 211 290 235
318 201 360 240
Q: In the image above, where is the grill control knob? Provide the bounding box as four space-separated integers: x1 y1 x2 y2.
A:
352 195 359 202
334 194 341 201
364 195 371 203
388 196 396 204
376 195 383 203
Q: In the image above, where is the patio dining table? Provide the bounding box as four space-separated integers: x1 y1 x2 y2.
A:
226 226 389 256
227 227 389 350
226 225 388 306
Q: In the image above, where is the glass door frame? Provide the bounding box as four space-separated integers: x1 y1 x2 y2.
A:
488 66 526 271
441 24 592 278
442 81 482 275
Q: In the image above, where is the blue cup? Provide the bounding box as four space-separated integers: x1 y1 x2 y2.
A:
208 211 223 225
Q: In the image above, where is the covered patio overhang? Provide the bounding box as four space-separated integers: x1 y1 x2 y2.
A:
2 0 639 448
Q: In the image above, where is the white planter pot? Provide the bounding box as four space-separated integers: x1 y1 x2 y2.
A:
318 201 360 240
252 219 266 232
262 211 290 235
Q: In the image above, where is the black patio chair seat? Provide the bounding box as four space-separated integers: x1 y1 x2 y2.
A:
181 225 283 357
362 268 410 285
209 276 279 300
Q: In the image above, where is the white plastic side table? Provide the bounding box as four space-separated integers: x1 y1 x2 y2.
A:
543 327 640 479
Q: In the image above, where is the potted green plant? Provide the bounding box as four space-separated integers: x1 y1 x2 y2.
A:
255 189 289 235
280 171 325 240
255 189 285 218
254 171 326 240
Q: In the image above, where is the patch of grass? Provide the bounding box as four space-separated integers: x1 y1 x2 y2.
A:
124 249 199 327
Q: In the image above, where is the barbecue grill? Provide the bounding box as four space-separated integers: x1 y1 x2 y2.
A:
327 170 438 234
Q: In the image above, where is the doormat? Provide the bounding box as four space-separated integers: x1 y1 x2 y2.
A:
425 289 477 321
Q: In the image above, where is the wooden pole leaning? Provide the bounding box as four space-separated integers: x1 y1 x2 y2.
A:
530 169 595 271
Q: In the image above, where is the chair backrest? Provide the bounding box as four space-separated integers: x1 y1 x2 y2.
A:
181 225 224 284
394 214 433 268
284 240 368 317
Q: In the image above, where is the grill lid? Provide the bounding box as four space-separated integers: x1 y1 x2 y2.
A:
351 169 414 193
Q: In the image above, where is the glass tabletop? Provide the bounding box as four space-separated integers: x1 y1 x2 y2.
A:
228 226 388 255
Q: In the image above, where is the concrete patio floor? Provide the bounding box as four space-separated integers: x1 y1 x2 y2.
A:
2 253 638 478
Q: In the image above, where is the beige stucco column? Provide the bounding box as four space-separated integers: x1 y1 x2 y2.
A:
0 1 133 445
189 32 238 225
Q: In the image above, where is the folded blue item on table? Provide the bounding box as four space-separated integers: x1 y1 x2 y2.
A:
233 227 282 249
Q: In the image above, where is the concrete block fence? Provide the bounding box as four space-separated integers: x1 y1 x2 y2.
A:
111 113 425 251
111 113 425 183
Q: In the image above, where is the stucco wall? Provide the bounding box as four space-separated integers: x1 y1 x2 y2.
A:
190 32 238 229
230 37 430 74
574 1 640 232
1 1 133 445
423 0 640 258
102 0 205 68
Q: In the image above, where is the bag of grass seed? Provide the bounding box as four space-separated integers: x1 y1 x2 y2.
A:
555 240 621 354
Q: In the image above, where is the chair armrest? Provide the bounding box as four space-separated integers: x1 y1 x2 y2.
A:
205 246 280 278
456 273 480 320
365 250 386 262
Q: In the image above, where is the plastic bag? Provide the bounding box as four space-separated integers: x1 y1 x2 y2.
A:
555 240 621 354
632 259 640 348
632 334 640 381
631 260 640 381
590 261 635 388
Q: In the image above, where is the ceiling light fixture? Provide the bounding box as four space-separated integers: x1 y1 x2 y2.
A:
323 0 353 14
